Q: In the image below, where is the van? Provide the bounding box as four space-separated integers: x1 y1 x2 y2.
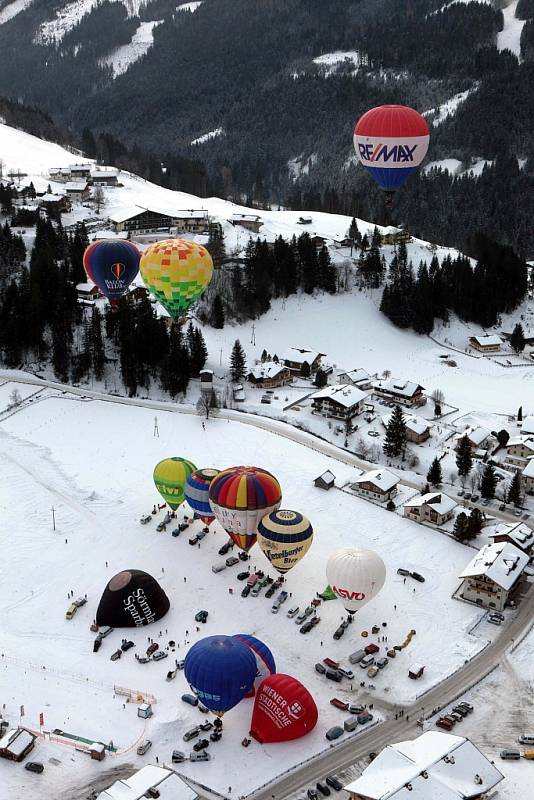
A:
519 735 534 745
65 604 77 620
343 717 359 732
360 654 374 669
325 669 342 683
349 650 366 665
190 750 211 761
172 750 186 763
367 665 379 678
500 750 521 760
211 562 226 573
137 740 152 755
183 727 200 742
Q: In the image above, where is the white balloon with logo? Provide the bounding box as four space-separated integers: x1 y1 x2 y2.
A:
326 547 386 613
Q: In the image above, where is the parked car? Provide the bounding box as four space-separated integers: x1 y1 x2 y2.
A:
360 655 375 668
436 718 453 731
212 562 226 573
210 731 222 742
490 611 505 621
452 706 469 717
65 603 78 620
518 734 534 745
218 540 234 555
300 620 313 634
323 658 339 669
137 740 152 755
183 727 200 742
157 521 166 532
367 665 379 678
241 585 251 598
317 782 330 796
182 694 199 707
172 750 186 763
376 657 389 669
471 493 480 502
365 643 379 655
488 617 502 626
464 492 472 500
265 583 277 599
190 751 211 761
247 574 259 587
176 660 185 670
396 568 410 577
287 606 299 618
121 640 135 652
140 515 152 525
450 712 463 723
330 698 348 711
226 556 239 567
457 489 464 497
197 530 207 541
171 528 181 537
276 590 288 605
500 750 521 760
315 663 326 675
237 571 250 581
410 571 425 583
325 668 342 683
325 776 343 792
25 762 44 774
189 535 200 545
307 790 318 800
337 666 354 679
310 615 321 628
296 607 313 624
358 712 373 725
200 721 213 732
193 739 210 752
499 503 506 511
146 642 159 657
198 703 209 714
195 610 209 623
457 702 473 712
325 727 344 742
110 649 122 661
238 551 250 561
348 704 365 715
349 650 366 665
153 650 168 661
333 624 346 640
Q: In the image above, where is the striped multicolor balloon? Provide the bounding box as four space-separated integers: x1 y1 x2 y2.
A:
153 457 197 510
257 510 313 574
184 468 219 525
208 466 282 552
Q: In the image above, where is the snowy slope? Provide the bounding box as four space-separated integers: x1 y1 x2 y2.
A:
35 0 145 44
497 0 526 58
99 20 162 77
0 0 34 25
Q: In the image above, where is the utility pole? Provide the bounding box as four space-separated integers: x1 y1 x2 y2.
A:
153 416 159 438
51 507 56 532
251 324 256 346
219 348 223 366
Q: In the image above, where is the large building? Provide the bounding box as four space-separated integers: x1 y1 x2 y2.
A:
403 492 457 527
504 435 534 468
109 206 210 234
97 765 197 800
373 378 426 407
453 426 493 455
458 540 529 611
345 731 503 800
65 181 90 202
523 457 534 494
380 225 412 246
469 334 502 353
487 521 534 553
338 368 373 391
230 213 262 232
247 361 292 389
310 384 368 427
351 469 400 503
282 346 325 375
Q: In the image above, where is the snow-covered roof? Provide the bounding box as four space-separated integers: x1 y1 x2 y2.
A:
488 522 534 549
231 213 261 222
317 470 335 484
507 435 534 450
40 192 66 202
108 205 145 223
459 541 529 590
0 727 35 756
404 492 456 515
353 468 400 492
381 412 431 436
248 361 287 380
50 166 71 174
374 378 424 398
344 731 504 800
174 209 209 219
76 282 98 292
339 368 370 384
455 426 491 446
521 416 534 435
471 334 501 347
65 181 88 191
97 766 196 800
70 164 91 171
382 225 402 235
311 384 368 408
523 458 534 478
282 346 324 365
91 170 118 179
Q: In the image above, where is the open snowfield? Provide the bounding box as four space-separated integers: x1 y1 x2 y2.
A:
0 385 498 799
99 20 162 77
497 0 526 58
0 0 34 25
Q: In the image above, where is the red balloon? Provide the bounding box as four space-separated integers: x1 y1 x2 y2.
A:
250 674 318 744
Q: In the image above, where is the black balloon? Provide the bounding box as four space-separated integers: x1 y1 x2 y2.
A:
96 569 170 628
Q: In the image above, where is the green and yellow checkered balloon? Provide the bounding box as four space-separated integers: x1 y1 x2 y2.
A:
140 239 213 320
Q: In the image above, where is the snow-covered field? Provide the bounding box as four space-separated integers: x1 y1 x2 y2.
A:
0 388 496 799
0 0 34 25
35 0 145 44
99 20 162 77
423 88 476 127
497 0 526 58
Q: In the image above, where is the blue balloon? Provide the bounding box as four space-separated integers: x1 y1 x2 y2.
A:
83 240 140 303
184 635 257 715
233 634 276 689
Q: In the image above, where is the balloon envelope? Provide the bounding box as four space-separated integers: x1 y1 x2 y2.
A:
83 239 140 303
153 457 197 510
250 674 318 744
184 635 257 715
326 547 386 613
184 468 219 524
139 238 213 321
209 466 282 552
354 104 429 191
96 569 170 627
257 509 313 574
234 634 276 694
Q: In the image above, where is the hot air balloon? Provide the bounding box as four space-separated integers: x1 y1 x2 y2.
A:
83 239 141 308
208 466 282 552
139 238 213 322
233 634 276 695
326 548 386 614
153 457 197 510
184 635 257 716
184 468 219 525
257 510 313 574
96 569 170 627
250 674 318 744
353 105 429 205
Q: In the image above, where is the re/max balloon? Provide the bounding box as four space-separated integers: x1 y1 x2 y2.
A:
208 466 282 552
139 238 213 321
233 634 276 694
326 547 386 613
83 239 140 304
184 468 219 525
153 458 197 510
250 674 318 744
257 510 313 574
354 105 429 192
184 635 257 716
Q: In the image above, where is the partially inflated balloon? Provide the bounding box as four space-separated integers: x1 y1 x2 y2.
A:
184 468 218 525
83 239 140 305
354 105 429 193
153 457 197 510
140 238 213 321
96 569 169 627
233 634 276 695
208 466 282 552
250 674 318 744
184 635 257 716
326 547 386 613
257 510 313 574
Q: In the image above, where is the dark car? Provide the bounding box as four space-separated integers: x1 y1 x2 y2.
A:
325 776 343 792
241 584 251 598
300 621 313 634
195 610 209 623
325 726 344 741
310 615 321 627
307 790 318 800
326 669 342 683
237 571 250 581
146 642 159 657
110 649 122 661
153 650 168 661
121 640 135 652
189 535 199 546
315 662 326 675
333 625 346 640
182 694 199 707
238 551 250 561
210 730 222 742
265 584 276 598
410 571 425 583
200 721 213 731
329 698 348 711
198 703 210 714
93 638 101 653
193 738 210 752
226 556 239 567
171 528 181 537
219 540 234 555
25 762 44 774
397 568 410 577
317 782 330 797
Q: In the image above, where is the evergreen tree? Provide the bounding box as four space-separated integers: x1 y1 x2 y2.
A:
507 470 523 507
91 307 105 380
496 429 510 448
456 435 473 478
518 405 523 422
383 405 407 459
189 325 208 376
211 294 225 329
230 339 246 382
427 457 442 487
467 507 483 537
161 327 190 398
318 245 337 293
206 225 226 265
480 463 497 499
314 367 328 388
453 512 469 543
510 322 525 353
300 360 311 378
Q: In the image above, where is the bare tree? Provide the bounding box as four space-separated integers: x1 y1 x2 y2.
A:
196 390 219 419
92 185 105 215
8 388 22 408
382 369 391 379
